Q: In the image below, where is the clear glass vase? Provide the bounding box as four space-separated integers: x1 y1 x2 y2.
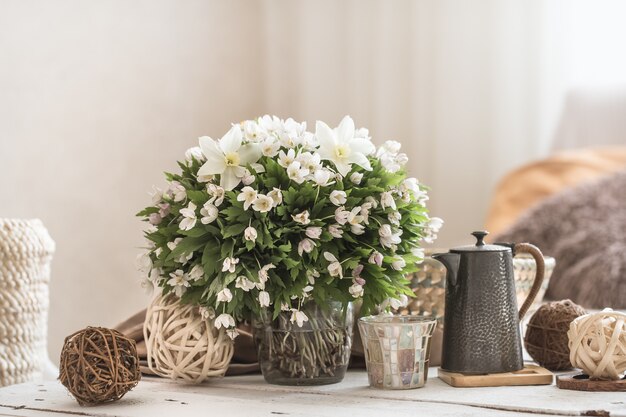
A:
253 301 354 386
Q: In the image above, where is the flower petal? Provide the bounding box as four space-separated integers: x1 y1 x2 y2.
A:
323 251 338 262
334 160 352 176
220 125 243 154
315 120 336 159
336 116 355 142
238 143 262 165
350 138 376 156
347 151 372 171
198 136 227 176
220 167 241 191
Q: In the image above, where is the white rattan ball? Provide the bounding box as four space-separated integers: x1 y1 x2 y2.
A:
568 309 626 380
143 293 234 383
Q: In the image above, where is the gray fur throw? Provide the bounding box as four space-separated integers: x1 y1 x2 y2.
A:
495 169 626 309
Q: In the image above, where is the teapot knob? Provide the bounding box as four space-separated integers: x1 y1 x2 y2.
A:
471 231 489 246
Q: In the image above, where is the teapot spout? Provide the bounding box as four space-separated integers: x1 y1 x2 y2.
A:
432 252 460 286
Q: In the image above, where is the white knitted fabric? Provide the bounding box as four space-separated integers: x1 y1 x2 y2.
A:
0 219 55 387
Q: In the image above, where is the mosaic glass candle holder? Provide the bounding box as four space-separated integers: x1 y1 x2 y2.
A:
358 315 437 389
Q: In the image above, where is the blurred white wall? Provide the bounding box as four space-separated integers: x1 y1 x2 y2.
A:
0 0 555 362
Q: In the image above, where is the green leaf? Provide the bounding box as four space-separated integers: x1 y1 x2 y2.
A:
223 224 247 238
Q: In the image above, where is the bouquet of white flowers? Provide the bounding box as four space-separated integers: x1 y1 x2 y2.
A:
137 115 441 383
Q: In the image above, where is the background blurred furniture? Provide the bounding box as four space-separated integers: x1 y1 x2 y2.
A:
486 147 626 236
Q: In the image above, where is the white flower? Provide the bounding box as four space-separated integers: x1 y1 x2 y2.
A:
261 137 280 157
347 206 364 226
380 191 397 210
328 224 344 238
252 194 273 213
167 269 191 297
313 169 334 186
189 264 204 281
306 269 320 285
334 207 350 225
206 184 225 206
197 173 214 183
315 115 376 176
242 120 267 142
305 226 322 239
200 201 219 224
241 169 255 186
298 238 316 256
140 276 155 295
169 181 187 202
350 172 363 185
297 152 322 172
379 224 403 248
365 196 378 209
167 237 181 251
324 252 343 278
150 185 163 205
149 213 162 225
292 210 310 225
222 257 239 273
281 302 291 311
237 186 258 210
329 190 347 206
412 247 425 263
286 161 309 184
179 202 197 231
217 288 233 303
290 310 309 327
258 291 270 307
226 329 239 340
135 253 152 273
267 188 283 207
349 283 364 298
199 306 215 320
423 217 444 244
235 275 256 292
215 313 236 329
158 203 171 217
368 251 384 266
383 294 409 310
388 211 401 226
244 226 258 242
351 223 365 235
278 148 297 168
258 114 283 132
185 146 205 162
258 263 276 287
197 125 262 191
378 140 402 156
391 257 406 271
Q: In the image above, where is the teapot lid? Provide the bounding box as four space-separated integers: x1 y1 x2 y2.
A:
450 231 511 253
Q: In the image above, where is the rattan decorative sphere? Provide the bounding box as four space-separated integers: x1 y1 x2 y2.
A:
59 327 140 406
524 299 587 371
568 309 626 380
143 293 234 383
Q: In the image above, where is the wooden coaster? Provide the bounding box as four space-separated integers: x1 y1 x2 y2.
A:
438 365 553 388
557 373 626 392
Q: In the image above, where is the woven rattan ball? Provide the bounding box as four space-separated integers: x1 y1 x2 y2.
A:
143 293 234 383
568 309 626 380
59 327 140 406
524 299 587 371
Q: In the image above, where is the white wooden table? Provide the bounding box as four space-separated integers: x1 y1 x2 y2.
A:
1 369 624 417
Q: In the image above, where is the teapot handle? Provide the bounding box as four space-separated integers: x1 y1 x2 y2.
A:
514 243 545 320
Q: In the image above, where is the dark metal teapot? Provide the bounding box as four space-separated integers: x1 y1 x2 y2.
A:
433 231 545 374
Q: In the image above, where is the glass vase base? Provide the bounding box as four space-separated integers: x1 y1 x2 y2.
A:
261 367 348 386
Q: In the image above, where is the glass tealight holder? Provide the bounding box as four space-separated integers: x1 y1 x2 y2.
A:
358 315 437 389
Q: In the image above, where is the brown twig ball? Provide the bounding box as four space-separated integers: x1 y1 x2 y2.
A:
524 299 587 371
59 327 140 406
